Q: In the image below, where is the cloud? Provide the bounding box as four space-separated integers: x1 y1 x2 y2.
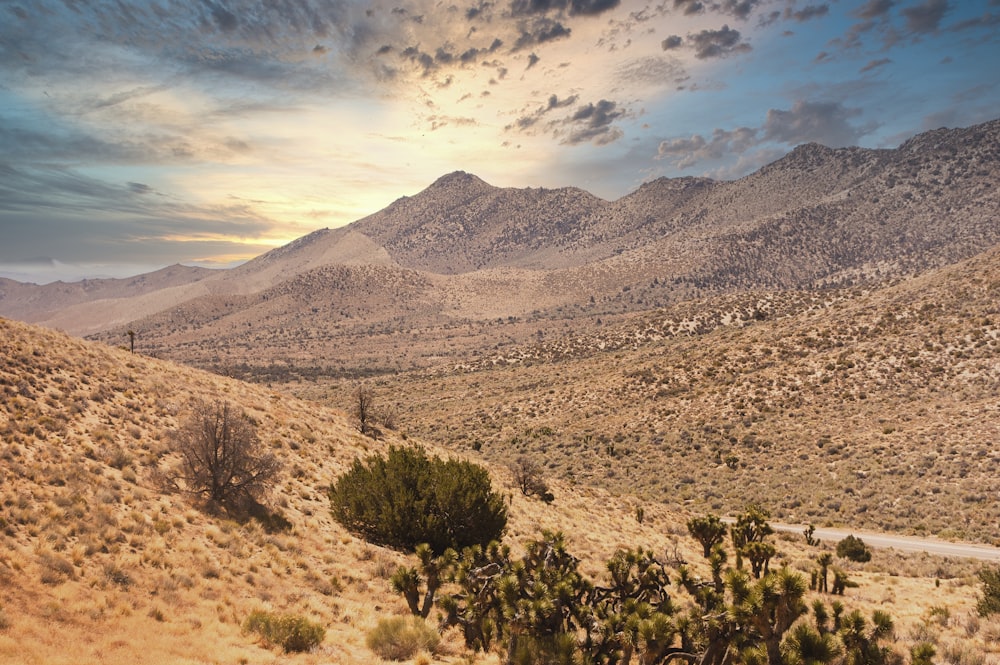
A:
655 100 876 170
508 0 622 17
561 99 626 144
513 17 573 50
689 25 752 59
854 0 896 20
673 0 706 15
507 94 580 131
662 35 684 49
859 57 892 72
762 100 869 146
901 0 950 33
671 0 762 19
784 4 829 22
657 126 757 167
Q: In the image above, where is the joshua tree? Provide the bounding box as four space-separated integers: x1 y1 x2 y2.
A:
817 553 833 593
126 329 135 353
781 622 842 665
687 514 728 558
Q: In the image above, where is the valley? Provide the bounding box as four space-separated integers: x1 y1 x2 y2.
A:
1 118 999 663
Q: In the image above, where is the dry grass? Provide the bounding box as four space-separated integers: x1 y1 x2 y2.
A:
1 316 997 663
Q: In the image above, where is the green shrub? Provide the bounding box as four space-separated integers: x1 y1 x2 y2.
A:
835 534 872 562
366 615 440 661
329 445 507 554
243 610 325 653
977 565 1000 616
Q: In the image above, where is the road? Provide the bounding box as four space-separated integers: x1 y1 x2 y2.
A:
770 522 1000 561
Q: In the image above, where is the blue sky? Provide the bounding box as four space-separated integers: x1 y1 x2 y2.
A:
1 0 998 282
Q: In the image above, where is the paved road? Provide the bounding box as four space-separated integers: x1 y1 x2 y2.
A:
771 522 1000 561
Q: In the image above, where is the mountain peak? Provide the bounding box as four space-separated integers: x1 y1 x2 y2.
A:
429 171 489 189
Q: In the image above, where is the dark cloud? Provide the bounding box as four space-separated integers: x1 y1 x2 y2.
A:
671 0 761 19
673 0 705 16
860 57 892 72
688 25 752 59
950 11 1000 30
527 52 541 68
901 0 950 33
784 4 829 22
207 2 239 33
508 0 621 17
655 100 875 170
657 126 757 167
128 182 153 194
717 0 761 20
762 100 869 147
853 0 895 19
562 99 626 144
513 17 572 50
661 35 683 49
506 93 579 131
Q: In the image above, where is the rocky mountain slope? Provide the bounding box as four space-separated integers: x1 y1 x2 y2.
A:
1 118 997 378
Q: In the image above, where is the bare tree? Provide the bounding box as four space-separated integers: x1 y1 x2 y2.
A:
170 400 280 512
353 385 381 438
510 456 552 501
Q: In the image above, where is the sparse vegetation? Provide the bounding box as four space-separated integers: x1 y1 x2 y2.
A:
366 615 440 661
242 609 325 653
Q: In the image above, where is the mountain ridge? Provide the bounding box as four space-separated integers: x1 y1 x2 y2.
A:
0 117 997 377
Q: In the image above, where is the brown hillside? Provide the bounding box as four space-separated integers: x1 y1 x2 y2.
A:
299 245 1000 545
1 320 997 663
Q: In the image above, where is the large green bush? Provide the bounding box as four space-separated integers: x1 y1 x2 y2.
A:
835 534 872 563
329 445 507 555
978 565 1000 616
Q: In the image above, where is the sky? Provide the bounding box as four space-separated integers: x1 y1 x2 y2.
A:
1 0 998 283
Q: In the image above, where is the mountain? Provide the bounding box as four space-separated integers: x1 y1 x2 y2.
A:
1 118 998 376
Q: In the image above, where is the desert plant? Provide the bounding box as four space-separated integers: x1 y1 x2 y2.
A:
839 609 894 665
392 544 456 618
835 535 872 563
243 610 325 653
366 615 440 661
687 513 728 558
168 400 280 513
781 622 842 664
910 642 936 665
353 384 379 437
510 456 550 499
816 553 833 593
977 565 1000 616
730 504 774 572
329 444 507 554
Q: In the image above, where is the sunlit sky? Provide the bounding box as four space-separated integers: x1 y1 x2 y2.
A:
2 0 998 283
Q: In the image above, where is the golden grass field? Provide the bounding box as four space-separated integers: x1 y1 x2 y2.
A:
2 316 999 664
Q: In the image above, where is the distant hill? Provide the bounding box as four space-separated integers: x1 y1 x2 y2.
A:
0 118 997 378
